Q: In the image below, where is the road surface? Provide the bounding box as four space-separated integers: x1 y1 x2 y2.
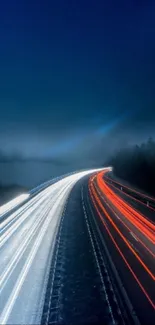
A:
0 168 154 325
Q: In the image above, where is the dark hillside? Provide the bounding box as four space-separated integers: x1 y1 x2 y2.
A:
107 138 155 196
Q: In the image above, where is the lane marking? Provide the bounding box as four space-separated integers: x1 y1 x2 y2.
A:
89 185 155 310
130 232 138 242
81 187 116 325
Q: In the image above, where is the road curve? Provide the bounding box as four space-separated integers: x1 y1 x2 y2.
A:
0 168 154 325
0 169 102 325
89 170 155 325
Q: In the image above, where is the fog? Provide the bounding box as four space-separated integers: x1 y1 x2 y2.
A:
0 161 74 188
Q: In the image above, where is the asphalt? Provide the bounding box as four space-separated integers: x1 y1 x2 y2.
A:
41 178 138 325
1 169 154 325
89 173 155 325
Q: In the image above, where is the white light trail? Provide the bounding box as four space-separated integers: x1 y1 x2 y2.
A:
0 194 30 217
0 168 104 325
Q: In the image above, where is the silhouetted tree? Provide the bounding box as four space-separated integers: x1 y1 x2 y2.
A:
107 138 155 195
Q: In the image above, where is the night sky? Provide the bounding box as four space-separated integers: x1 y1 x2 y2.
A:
0 1 155 185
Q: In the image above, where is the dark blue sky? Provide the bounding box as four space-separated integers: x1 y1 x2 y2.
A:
0 0 155 161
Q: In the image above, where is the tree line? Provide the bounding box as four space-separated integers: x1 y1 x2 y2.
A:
107 137 155 196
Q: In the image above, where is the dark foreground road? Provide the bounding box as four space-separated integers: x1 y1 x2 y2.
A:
42 172 155 325
1 169 154 325
89 171 155 325
42 178 134 325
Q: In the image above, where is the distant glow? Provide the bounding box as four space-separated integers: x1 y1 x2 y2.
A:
0 194 29 216
43 132 86 158
95 111 133 137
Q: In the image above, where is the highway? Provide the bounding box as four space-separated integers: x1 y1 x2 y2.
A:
0 169 102 325
0 168 154 324
89 170 155 325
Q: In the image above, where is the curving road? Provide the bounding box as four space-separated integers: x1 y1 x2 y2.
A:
0 168 154 325
89 170 155 325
